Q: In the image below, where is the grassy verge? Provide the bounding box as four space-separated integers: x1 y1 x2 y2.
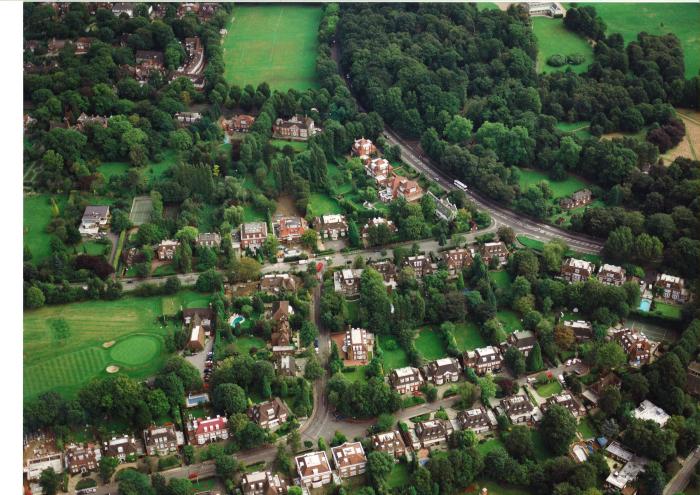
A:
516 235 602 265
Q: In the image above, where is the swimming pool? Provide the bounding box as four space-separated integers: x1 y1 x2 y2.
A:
229 314 246 328
638 299 652 312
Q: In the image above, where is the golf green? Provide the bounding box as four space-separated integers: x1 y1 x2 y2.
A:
109 335 161 366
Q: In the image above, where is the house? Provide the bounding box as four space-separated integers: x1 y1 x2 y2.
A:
506 331 537 357
428 191 458 221
156 240 180 261
271 312 292 347
180 37 205 75
442 248 473 278
362 217 397 239
403 255 437 278
611 328 652 367
74 37 94 55
272 115 319 141
560 189 592 210
268 300 293 324
79 205 110 236
687 361 700 396
365 157 394 186
501 395 537 424
369 260 398 292
561 258 595 283
143 424 182 456
564 320 593 342
23 113 37 132
196 232 221 248
597 264 626 286
382 175 424 203
112 2 135 17
275 353 296 377
186 324 206 352
75 112 109 130
331 442 367 478
65 443 101 475
463 346 503 375
352 137 377 158
295 451 332 488
175 112 202 126
135 50 165 69
25 453 64 481
479 242 509 266
456 407 494 434
528 2 564 17
333 269 363 297
343 327 375 363
423 357 461 385
604 442 648 494
276 217 307 243
633 400 669 427
412 419 454 449
314 214 349 240
248 398 290 430
371 431 406 459
260 273 297 294
240 222 268 251
544 393 585 417
187 416 229 445
241 471 288 495
654 274 689 303
183 308 214 333
225 114 256 134
103 435 143 462
582 373 621 405
389 367 424 394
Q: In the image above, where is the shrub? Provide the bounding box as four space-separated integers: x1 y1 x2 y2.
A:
158 455 180 471
546 54 566 67
566 53 585 65
76 479 97 490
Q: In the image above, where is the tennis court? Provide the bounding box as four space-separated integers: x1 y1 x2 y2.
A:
129 196 154 226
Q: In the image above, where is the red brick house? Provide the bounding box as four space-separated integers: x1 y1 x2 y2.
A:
248 397 290 430
240 222 268 251
463 346 503 375
313 214 348 240
371 431 406 458
352 138 377 158
442 248 473 278
272 115 319 141
561 258 595 283
479 242 509 266
186 416 229 445
597 264 626 286
65 443 101 475
654 273 689 303
225 114 256 134
389 367 424 394
156 240 179 261
276 217 307 243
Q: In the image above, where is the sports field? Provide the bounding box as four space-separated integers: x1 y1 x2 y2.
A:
129 195 154 226
223 5 321 91
533 17 593 75
574 3 700 78
24 194 66 263
24 290 207 399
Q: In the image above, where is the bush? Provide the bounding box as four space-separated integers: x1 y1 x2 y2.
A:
76 479 97 490
566 53 585 65
546 54 566 67
158 455 181 471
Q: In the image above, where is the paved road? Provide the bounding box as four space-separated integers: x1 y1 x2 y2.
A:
664 447 700 495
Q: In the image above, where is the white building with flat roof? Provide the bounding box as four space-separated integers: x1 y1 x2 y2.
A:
633 400 669 427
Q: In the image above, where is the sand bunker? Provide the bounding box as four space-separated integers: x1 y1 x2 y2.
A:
106 365 120 373
102 341 116 348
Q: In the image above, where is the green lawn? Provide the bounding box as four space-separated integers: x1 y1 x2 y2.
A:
497 310 521 334
516 235 602 265
23 292 205 400
100 149 179 182
474 481 533 495
308 193 342 216
152 264 176 277
378 335 409 371
575 3 700 78
232 336 266 356
577 417 596 439
490 270 512 291
223 5 321 91
533 17 594 75
556 120 592 139
516 168 590 199
453 321 487 352
243 205 266 223
476 438 505 456
549 199 605 228
346 300 360 325
387 463 411 489
79 240 110 256
415 327 448 361
535 380 563 398
342 366 368 383
650 301 683 320
270 139 308 152
24 194 66 263
477 2 501 11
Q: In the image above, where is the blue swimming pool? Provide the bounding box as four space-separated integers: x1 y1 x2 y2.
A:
230 314 246 328
639 299 652 312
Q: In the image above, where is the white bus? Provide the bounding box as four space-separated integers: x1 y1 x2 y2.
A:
453 179 468 191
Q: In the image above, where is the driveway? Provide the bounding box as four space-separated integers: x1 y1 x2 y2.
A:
184 336 214 378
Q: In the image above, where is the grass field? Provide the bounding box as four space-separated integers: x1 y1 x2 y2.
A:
577 417 596 439
223 5 321 91
243 205 266 223
531 429 553 460
152 264 176 277
474 481 533 495
415 327 448 360
342 366 368 383
574 3 700 78
308 193 342 216
24 194 66 263
270 139 308 152
556 121 592 140
497 310 522 334
387 463 411 489
232 336 266 356
650 301 683 320
378 335 409 371
533 17 594 74
516 168 589 199
516 235 602 265
476 438 505 456
99 150 179 182
535 380 563 398
80 240 110 256
453 321 487 351
490 270 512 291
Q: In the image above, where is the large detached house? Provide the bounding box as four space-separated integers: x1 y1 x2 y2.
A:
501 395 537 424
224 114 256 134
156 239 179 260
241 471 288 495
370 260 398 292
655 274 689 303
352 138 377 158
143 424 182 456
412 419 454 449
564 320 593 342
597 264 626 286
365 158 394 186
295 451 332 488
331 442 367 478
65 443 101 475
248 397 290 430
457 407 494 434
371 430 406 458
240 222 268 251
79 205 110 236
362 217 397 239
186 416 229 445
544 393 585 417
272 115 319 141
463 346 503 375
260 273 297 293
389 367 424 394
506 331 537 357
403 255 437 278
442 248 473 278
561 258 595 283
423 357 461 385
479 242 509 266
559 189 592 210
610 328 653 367
314 214 348 240
344 327 375 363
196 232 221 248
276 216 308 243
334 268 363 297
103 435 143 462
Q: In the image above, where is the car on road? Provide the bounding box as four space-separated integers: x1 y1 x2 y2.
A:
434 176 440 181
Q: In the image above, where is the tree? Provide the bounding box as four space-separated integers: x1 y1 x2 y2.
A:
213 383 247 416
443 115 473 144
167 478 194 495
367 451 394 483
527 342 544 372
504 347 526 377
638 461 666 495
164 276 181 294
540 404 577 456
598 386 622 416
477 373 497 403
26 286 45 309
497 226 515 245
504 426 535 461
304 354 324 380
39 468 61 495
358 268 392 334
300 229 318 250
300 321 319 348
593 342 627 371
99 456 119 483
195 269 223 292
215 453 238 480
182 445 195 465
554 324 575 350
456 382 480 409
